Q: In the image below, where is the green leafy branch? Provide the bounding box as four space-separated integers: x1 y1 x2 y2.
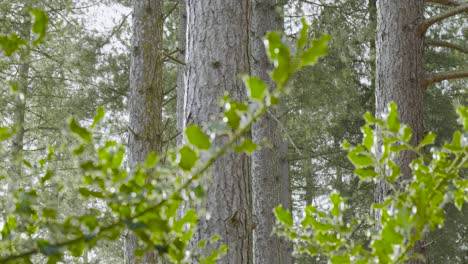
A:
0 16 330 263
275 103 468 263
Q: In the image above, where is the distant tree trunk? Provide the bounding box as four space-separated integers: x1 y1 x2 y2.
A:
368 0 376 112
185 0 252 263
374 1 426 263
176 0 186 147
11 8 31 179
250 0 291 263
125 0 164 263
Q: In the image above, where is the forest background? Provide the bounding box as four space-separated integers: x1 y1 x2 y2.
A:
0 0 467 263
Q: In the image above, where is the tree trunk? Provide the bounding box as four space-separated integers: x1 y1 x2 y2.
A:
250 0 291 263
185 0 252 263
11 8 31 180
176 0 186 147
125 0 164 263
375 1 427 263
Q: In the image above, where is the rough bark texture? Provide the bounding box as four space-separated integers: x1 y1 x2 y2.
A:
250 1 291 263
375 1 427 263
185 1 252 263
125 0 164 263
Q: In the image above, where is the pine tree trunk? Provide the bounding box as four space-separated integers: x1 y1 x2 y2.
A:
125 0 164 263
11 8 31 180
375 1 427 263
185 1 252 263
250 0 291 263
176 0 186 147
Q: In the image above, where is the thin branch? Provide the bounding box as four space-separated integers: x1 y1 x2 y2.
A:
163 52 185 65
425 70 468 86
425 0 462 6
420 4 468 33
426 40 468 54
163 2 179 22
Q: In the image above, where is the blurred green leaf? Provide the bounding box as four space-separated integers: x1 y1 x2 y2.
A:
145 152 158 168
300 34 330 67
234 139 257 153
29 8 48 45
186 125 211 150
245 76 267 101
275 206 293 226
70 118 92 143
0 34 27 56
387 102 400 133
91 107 105 129
297 18 309 51
179 146 197 171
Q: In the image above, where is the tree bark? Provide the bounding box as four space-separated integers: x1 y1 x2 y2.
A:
11 8 31 180
176 0 186 147
185 0 252 263
250 0 291 263
375 1 426 263
125 0 164 263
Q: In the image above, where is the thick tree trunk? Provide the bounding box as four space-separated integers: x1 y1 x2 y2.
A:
125 0 164 263
375 1 427 263
185 1 252 263
250 0 291 263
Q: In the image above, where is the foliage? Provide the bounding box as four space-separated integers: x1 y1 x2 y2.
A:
0 13 328 263
275 103 468 263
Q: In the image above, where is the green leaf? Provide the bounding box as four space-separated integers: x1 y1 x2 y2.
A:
364 112 376 124
457 106 468 130
40 170 53 185
387 102 400 133
402 126 412 142
362 125 374 150
67 239 86 257
297 18 309 51
330 193 342 217
29 8 48 45
355 167 378 179
454 189 466 210
70 118 92 143
80 215 98 231
0 34 27 56
300 34 330 67
1 216 16 237
275 206 293 226
331 255 350 264
38 239 60 256
179 146 198 171
266 32 292 86
224 107 241 129
234 139 257 153
0 126 13 141
245 76 267 100
186 125 211 150
145 152 158 168
418 133 436 148
348 148 373 167
91 107 105 129
444 131 462 151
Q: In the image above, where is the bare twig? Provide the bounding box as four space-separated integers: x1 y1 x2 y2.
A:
420 4 468 33
426 40 468 54
425 70 468 86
